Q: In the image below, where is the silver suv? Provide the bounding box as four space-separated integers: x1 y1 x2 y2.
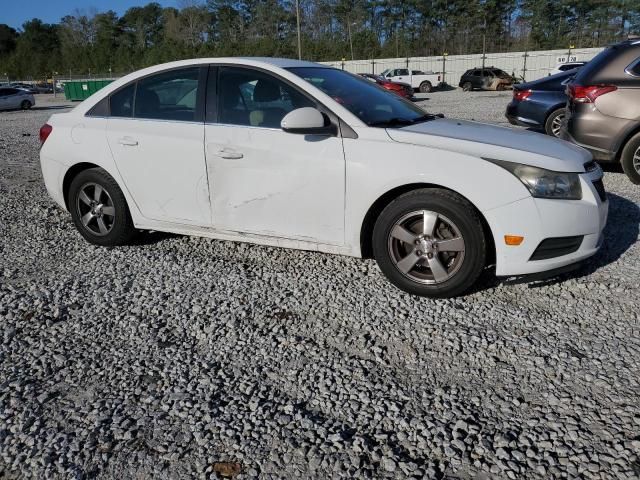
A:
561 39 640 183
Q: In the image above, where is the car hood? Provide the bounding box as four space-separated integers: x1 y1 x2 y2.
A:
386 118 591 172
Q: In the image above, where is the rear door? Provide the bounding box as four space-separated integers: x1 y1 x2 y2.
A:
106 66 211 226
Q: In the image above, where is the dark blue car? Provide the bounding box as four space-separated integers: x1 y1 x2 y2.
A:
505 70 578 137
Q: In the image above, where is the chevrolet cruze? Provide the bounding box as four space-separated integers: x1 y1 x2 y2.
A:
39 58 608 297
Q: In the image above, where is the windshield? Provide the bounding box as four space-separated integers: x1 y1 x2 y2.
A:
288 67 431 127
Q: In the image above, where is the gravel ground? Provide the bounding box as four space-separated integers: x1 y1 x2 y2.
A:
1 95 639 479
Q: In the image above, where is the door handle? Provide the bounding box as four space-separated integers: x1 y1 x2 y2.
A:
216 149 243 160
118 137 138 146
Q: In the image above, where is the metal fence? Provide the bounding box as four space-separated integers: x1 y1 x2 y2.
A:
321 47 605 85
3 47 607 93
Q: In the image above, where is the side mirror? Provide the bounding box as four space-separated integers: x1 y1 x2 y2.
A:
281 107 336 135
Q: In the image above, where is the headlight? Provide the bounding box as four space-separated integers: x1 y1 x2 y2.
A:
486 159 582 200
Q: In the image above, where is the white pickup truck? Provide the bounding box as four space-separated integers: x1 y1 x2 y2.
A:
380 68 442 93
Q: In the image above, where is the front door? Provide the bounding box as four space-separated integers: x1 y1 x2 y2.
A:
106 66 211 226
205 66 345 245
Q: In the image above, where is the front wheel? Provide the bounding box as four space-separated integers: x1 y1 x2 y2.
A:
372 188 487 298
20 100 32 110
419 81 433 93
68 168 137 246
620 133 640 184
462 82 473 92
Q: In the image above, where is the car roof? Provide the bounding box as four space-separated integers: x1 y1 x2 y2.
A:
182 57 324 69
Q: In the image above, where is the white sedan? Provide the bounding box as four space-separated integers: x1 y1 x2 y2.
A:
39 58 608 297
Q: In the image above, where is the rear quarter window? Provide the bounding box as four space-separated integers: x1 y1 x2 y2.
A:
626 57 640 77
575 44 640 85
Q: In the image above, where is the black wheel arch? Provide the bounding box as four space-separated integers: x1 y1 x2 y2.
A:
614 123 640 162
62 162 102 210
544 104 566 122
359 183 495 265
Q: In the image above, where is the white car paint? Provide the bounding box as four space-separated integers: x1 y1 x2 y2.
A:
40 57 608 279
381 68 440 90
549 62 587 76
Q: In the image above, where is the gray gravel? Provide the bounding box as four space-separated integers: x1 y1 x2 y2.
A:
1 96 640 479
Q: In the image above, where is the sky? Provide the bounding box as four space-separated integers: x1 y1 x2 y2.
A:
4 0 179 30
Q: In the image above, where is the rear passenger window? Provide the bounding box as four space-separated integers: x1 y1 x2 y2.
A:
134 67 200 121
627 57 640 76
110 84 135 118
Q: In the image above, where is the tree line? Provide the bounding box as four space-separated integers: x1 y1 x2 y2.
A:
0 0 638 79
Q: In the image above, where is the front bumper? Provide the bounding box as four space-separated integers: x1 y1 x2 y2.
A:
483 169 608 277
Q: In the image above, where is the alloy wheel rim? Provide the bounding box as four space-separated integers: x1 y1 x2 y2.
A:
76 182 115 236
551 113 564 137
634 146 640 174
387 210 466 285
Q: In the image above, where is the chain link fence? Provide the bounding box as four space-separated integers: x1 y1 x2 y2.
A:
321 47 605 86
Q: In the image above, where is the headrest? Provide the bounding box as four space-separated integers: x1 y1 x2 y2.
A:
253 79 281 102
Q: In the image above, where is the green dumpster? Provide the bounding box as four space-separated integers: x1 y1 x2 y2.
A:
63 79 114 101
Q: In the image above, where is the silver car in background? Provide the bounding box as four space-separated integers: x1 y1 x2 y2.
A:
0 87 35 111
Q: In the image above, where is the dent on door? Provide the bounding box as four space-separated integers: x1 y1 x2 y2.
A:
205 125 345 245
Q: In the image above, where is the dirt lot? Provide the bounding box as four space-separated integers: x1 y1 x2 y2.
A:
1 92 639 479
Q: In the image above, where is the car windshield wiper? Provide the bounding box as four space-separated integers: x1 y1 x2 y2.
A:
367 114 437 128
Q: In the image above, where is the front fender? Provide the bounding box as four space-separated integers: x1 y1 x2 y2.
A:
343 131 529 256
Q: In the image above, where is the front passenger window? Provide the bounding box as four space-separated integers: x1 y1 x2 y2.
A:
218 67 314 128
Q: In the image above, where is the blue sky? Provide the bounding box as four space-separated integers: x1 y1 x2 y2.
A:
4 0 179 30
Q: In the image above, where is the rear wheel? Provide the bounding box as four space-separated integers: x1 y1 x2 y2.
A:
419 81 433 93
544 108 565 137
620 133 640 184
372 188 487 298
20 100 31 110
462 82 473 92
68 168 137 246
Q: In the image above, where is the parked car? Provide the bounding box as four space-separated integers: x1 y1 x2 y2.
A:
380 68 441 93
459 67 514 91
358 73 413 98
505 69 576 137
34 82 54 94
561 39 640 184
39 58 608 297
549 62 587 76
9 83 38 94
0 87 35 110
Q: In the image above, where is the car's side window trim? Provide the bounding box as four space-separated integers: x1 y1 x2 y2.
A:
205 63 355 138
205 65 218 123
624 57 640 77
85 65 207 122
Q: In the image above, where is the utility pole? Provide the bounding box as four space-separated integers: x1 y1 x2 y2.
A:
296 0 302 60
348 19 355 61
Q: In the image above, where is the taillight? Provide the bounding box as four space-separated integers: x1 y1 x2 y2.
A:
568 84 617 103
39 123 52 144
513 89 532 101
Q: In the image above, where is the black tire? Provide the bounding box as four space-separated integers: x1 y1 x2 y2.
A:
372 188 487 298
68 167 137 246
544 108 565 137
462 82 473 92
419 81 433 93
20 100 31 110
620 133 640 185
